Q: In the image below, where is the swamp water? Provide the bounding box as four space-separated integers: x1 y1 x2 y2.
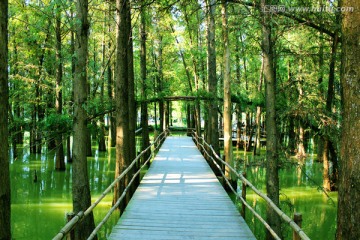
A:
10 135 337 239
233 150 337 240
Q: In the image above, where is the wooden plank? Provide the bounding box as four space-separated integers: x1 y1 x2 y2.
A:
108 136 255 240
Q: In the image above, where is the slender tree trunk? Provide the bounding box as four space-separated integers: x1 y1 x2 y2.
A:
107 9 116 148
140 5 150 166
157 36 164 132
164 101 169 129
261 0 281 238
98 22 107 152
55 4 65 171
72 0 96 238
182 7 202 136
297 119 306 158
0 1 11 238
186 104 191 130
11 40 20 158
114 0 130 213
254 56 264 155
206 0 219 154
322 139 331 191
34 21 51 154
323 34 339 191
221 0 235 188
126 0 137 195
288 116 296 154
236 103 242 149
235 34 242 149
297 60 306 158
337 1 360 238
68 8 75 163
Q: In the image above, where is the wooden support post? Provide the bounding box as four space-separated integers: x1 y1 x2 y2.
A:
66 212 75 240
241 172 246 218
293 212 302 240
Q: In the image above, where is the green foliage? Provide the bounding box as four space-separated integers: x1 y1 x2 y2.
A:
42 112 72 134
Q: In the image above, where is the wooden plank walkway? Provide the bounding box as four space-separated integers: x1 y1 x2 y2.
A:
108 136 256 240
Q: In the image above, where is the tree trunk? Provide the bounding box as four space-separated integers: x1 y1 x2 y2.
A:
0 1 11 238
72 0 96 238
297 119 306 158
221 0 235 188
182 7 202 136
55 4 65 171
155 34 164 132
322 139 331 191
206 0 219 154
337 1 360 239
261 0 281 238
236 103 242 149
288 116 296 154
296 59 306 158
98 20 107 152
114 0 130 214
140 5 150 167
164 101 169 129
107 23 116 148
254 56 264 155
126 0 137 195
186 104 191 130
323 33 339 190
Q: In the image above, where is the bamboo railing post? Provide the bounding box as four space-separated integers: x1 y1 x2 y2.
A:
293 213 302 240
66 212 75 240
241 172 247 218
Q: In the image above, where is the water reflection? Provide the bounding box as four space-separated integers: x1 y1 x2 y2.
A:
10 138 133 240
10 134 337 239
235 149 338 240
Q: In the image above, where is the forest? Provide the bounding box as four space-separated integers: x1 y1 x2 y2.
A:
0 0 359 239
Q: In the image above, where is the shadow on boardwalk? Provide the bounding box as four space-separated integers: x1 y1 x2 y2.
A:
109 136 255 240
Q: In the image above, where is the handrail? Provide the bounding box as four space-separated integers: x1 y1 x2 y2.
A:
53 129 169 240
191 131 310 240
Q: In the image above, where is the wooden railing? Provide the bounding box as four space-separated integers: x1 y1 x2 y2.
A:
191 131 310 240
52 129 169 240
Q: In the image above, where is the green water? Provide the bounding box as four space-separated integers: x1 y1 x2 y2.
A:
10 143 120 240
10 134 337 239
233 150 337 240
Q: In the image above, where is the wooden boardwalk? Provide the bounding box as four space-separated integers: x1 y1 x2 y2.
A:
109 136 255 240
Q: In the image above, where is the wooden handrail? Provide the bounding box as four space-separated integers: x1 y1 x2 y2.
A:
52 129 169 240
191 131 310 240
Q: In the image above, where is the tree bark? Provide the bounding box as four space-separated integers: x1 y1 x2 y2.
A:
254 56 264 155
261 0 281 238
114 0 130 213
55 4 65 171
126 0 137 195
0 1 11 238
337 1 360 239
107 4 116 148
323 33 339 191
221 0 235 188
98 19 107 152
72 0 96 238
157 36 164 132
206 0 219 154
140 5 151 166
